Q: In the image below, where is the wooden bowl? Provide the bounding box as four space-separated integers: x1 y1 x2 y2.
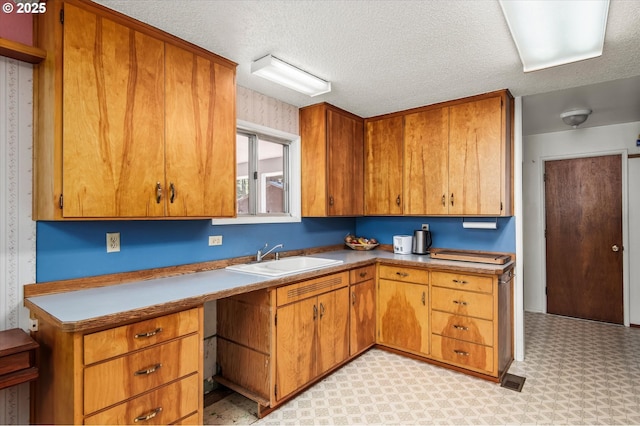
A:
345 242 379 251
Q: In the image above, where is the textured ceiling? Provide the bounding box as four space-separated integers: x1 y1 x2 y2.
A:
95 0 640 135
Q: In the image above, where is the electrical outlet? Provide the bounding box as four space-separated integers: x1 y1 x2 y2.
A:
421 223 429 231
29 318 39 332
209 235 223 246
106 232 120 253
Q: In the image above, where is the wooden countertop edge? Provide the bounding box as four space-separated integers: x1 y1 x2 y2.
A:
24 246 515 334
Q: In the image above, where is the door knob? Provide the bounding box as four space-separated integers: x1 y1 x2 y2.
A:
612 245 620 252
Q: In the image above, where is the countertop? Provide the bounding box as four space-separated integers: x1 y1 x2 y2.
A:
24 249 513 333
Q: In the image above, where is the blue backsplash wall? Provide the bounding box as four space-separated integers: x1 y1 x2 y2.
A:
36 216 515 282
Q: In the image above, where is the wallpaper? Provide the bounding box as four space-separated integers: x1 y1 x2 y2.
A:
0 57 35 425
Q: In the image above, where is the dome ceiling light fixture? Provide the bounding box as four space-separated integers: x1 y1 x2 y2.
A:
561 109 592 128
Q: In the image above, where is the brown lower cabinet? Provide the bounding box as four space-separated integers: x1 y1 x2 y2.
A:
30 307 203 425
217 261 513 418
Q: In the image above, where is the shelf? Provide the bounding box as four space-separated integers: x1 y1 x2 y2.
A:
0 37 46 64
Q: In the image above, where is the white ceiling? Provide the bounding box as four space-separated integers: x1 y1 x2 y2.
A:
95 0 640 136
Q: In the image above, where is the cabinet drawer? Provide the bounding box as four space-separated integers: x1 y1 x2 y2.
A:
84 308 199 364
276 272 348 306
350 265 375 284
431 310 493 346
431 287 493 320
431 334 494 375
84 333 199 414
378 265 428 284
431 271 493 293
84 373 199 425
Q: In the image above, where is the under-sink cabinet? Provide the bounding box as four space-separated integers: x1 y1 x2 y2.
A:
216 271 352 416
30 307 203 424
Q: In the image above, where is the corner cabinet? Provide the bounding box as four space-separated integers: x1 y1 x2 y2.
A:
349 265 376 356
33 0 236 220
365 90 514 217
377 265 430 356
300 103 364 217
30 307 204 424
364 115 404 215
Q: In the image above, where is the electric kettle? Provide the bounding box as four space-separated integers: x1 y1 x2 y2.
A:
412 230 432 254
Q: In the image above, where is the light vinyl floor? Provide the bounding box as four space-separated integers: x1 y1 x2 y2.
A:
204 312 640 425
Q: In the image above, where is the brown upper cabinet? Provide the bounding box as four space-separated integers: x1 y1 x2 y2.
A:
365 90 513 217
364 115 404 215
33 0 237 220
300 103 364 217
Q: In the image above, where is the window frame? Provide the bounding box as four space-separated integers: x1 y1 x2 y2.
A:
212 120 301 225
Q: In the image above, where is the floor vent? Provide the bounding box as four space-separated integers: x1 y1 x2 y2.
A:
500 373 526 392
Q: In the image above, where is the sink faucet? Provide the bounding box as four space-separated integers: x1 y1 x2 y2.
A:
256 243 283 262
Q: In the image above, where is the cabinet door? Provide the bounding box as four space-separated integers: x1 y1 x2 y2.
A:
403 108 449 215
364 116 403 215
165 44 236 217
62 3 165 217
377 279 429 355
327 110 364 216
275 297 316 401
448 96 503 215
317 287 350 375
350 279 376 356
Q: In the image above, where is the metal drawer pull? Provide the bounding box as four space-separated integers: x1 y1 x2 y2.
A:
134 327 163 339
453 324 469 331
359 271 368 278
134 363 162 376
155 182 162 204
421 292 426 305
396 195 401 206
441 194 446 206
352 291 356 306
313 304 318 320
320 303 325 319
452 300 468 306
134 407 162 423
396 272 409 277
453 349 469 356
170 182 176 203
452 279 468 284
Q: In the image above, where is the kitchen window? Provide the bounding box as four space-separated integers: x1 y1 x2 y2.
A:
212 120 301 225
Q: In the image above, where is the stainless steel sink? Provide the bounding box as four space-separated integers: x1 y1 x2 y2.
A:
225 256 343 277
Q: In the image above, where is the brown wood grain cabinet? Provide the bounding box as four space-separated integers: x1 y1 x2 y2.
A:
364 115 404 215
365 90 513 217
30 307 204 424
33 0 236 220
377 265 430 356
300 103 364 217
349 265 376 356
430 270 513 377
216 271 352 416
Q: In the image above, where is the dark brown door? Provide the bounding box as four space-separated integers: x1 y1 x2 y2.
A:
545 155 623 324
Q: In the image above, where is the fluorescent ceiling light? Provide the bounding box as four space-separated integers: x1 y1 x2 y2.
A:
251 55 331 97
499 0 610 72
